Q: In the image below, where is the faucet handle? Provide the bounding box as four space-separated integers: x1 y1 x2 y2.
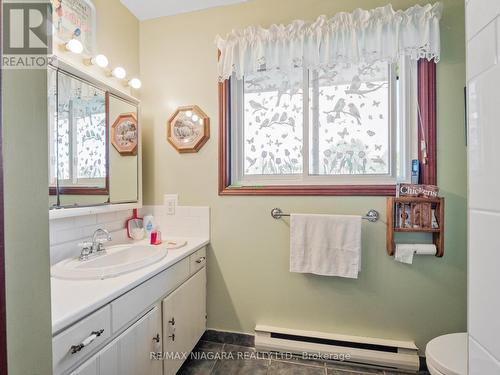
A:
78 241 93 250
94 238 110 252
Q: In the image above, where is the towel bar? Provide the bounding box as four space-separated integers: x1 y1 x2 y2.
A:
270 208 379 222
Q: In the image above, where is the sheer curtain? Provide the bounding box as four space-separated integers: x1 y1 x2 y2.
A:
216 3 442 81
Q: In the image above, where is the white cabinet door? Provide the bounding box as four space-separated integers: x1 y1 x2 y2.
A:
163 268 206 375
71 355 98 375
100 305 162 375
73 306 162 375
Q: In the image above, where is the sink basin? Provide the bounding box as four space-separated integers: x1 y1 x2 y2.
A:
51 244 168 280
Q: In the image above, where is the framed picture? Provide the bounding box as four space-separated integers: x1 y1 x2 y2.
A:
111 113 138 155
167 105 210 153
52 0 97 55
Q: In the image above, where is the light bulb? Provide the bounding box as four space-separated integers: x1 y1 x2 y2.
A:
198 118 203 125
91 54 108 68
111 67 126 79
128 78 142 89
65 39 83 54
192 114 199 122
186 111 193 118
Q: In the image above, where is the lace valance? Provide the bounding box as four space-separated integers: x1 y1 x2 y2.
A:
216 3 442 80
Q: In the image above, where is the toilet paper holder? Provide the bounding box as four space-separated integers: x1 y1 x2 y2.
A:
386 197 445 257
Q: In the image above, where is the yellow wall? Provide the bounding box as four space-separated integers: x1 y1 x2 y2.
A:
139 0 467 352
51 0 140 209
54 0 139 95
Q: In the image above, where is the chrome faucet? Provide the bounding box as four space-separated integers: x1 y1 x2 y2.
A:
79 228 112 261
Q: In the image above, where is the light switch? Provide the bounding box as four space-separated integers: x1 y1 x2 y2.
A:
164 194 178 215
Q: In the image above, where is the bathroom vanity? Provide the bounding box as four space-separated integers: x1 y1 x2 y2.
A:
46 54 211 375
51 239 208 375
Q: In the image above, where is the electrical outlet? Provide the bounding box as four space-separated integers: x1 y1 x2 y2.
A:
164 194 178 215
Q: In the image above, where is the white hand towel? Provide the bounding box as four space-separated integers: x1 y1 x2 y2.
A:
290 214 362 278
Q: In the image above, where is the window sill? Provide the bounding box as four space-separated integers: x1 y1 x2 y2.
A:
218 184 397 196
49 187 110 195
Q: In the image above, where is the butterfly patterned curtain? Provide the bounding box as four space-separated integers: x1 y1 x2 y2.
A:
216 3 442 81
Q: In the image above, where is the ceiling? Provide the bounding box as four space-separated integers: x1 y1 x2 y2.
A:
120 0 249 20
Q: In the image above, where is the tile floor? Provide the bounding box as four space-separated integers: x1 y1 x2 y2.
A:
178 340 430 375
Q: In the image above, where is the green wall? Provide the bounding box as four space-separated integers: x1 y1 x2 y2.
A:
139 0 466 352
2 70 53 373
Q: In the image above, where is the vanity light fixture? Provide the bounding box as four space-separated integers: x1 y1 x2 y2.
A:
86 54 109 68
65 39 84 54
128 78 142 89
111 67 127 80
192 114 199 122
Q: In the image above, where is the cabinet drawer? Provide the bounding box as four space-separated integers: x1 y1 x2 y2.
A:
53 305 111 375
111 258 189 334
189 247 206 274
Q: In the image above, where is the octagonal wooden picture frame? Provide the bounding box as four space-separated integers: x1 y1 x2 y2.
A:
167 105 210 153
111 112 138 156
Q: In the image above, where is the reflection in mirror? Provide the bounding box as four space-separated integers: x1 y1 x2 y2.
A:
57 71 107 190
49 69 110 208
48 66 140 210
108 95 139 203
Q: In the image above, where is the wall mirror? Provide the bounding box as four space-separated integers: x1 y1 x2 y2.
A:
48 66 140 210
167 105 210 153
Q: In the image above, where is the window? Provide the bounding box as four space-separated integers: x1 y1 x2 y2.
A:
48 68 109 195
220 58 435 196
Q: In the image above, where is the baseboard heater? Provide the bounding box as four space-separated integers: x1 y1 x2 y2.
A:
255 325 420 373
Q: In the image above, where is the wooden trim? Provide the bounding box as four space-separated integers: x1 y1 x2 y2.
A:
0 0 8 372
220 185 396 196
49 186 109 195
218 78 396 196
166 105 210 153
218 59 438 196
111 111 138 156
218 80 231 194
417 59 437 185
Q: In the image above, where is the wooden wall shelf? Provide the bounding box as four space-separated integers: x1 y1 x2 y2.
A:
386 197 445 257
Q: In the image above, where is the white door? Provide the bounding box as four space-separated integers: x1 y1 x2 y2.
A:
163 268 206 375
466 0 500 373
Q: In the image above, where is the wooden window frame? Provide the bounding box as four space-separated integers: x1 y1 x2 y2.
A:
218 59 437 196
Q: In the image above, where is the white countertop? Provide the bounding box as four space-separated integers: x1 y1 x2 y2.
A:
51 237 209 335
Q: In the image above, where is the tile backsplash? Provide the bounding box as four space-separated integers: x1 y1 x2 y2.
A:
139 205 210 239
49 205 210 265
50 210 131 265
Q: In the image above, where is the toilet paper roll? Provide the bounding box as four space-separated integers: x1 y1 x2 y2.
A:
394 244 437 264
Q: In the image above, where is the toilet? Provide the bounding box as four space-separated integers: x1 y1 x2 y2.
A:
425 333 467 375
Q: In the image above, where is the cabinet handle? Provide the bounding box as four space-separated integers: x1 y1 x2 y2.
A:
152 333 160 343
168 333 175 341
168 317 175 325
70 329 104 354
195 256 206 264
